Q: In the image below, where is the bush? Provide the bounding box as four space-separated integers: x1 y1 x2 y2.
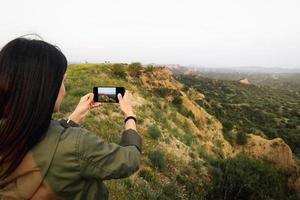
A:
223 130 235 145
163 182 179 199
153 88 173 98
198 145 208 159
148 150 165 171
179 108 195 120
172 96 183 106
128 62 142 78
124 179 162 199
147 125 161 139
206 154 292 200
139 167 156 182
236 131 248 145
145 64 155 72
182 133 194 146
176 167 206 199
222 121 233 133
112 63 126 79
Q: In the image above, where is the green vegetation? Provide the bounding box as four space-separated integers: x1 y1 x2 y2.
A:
147 125 161 139
138 167 156 182
205 154 297 200
172 96 183 106
171 96 195 122
178 75 300 156
162 182 179 199
128 62 142 78
236 131 248 145
148 150 165 171
111 63 127 79
145 64 155 73
153 88 179 98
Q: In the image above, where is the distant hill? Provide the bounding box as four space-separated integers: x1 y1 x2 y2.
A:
52 63 299 199
168 66 300 91
177 74 300 156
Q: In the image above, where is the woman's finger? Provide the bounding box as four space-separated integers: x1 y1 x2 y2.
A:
91 102 101 108
90 104 101 110
80 93 91 101
87 93 94 103
80 93 93 102
117 93 123 102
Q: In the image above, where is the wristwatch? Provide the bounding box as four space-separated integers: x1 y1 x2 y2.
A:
124 116 137 123
59 118 80 128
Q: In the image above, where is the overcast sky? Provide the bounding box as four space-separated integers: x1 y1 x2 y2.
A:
0 0 299 68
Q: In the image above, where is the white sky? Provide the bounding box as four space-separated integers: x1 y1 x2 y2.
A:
0 0 300 68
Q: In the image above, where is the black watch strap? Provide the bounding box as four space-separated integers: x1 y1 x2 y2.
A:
59 118 80 128
124 116 137 124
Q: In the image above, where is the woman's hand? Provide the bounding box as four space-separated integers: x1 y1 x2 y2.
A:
69 93 101 123
117 90 135 117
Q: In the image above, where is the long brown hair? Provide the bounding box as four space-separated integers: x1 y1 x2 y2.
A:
0 37 67 179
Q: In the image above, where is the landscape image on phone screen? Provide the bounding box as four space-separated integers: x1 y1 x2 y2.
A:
98 87 116 102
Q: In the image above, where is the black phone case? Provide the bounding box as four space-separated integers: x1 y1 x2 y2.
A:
93 86 125 103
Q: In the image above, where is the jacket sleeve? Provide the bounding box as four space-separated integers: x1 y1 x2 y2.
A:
76 128 142 180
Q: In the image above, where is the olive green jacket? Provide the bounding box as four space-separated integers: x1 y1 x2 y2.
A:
0 119 142 200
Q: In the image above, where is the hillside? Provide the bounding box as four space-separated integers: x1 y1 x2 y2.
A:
177 75 300 157
52 63 299 200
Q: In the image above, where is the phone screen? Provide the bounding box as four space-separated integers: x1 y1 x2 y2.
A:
93 86 125 103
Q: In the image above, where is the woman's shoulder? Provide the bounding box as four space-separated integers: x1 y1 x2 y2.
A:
49 119 90 139
46 120 93 152
33 119 91 159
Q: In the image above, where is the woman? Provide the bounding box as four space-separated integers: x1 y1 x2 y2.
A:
0 37 142 200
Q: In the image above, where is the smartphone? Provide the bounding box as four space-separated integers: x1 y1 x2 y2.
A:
93 86 125 103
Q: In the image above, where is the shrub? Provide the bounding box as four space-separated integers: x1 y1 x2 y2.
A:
212 147 225 159
139 167 156 182
223 130 235 145
222 121 233 133
206 154 289 200
176 167 206 199
179 108 195 120
182 133 194 146
145 64 155 72
128 62 142 78
147 125 161 139
153 88 172 98
125 179 162 199
148 150 165 171
190 159 202 169
163 182 179 199
236 131 248 145
112 63 126 79
197 145 208 159
172 96 183 106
